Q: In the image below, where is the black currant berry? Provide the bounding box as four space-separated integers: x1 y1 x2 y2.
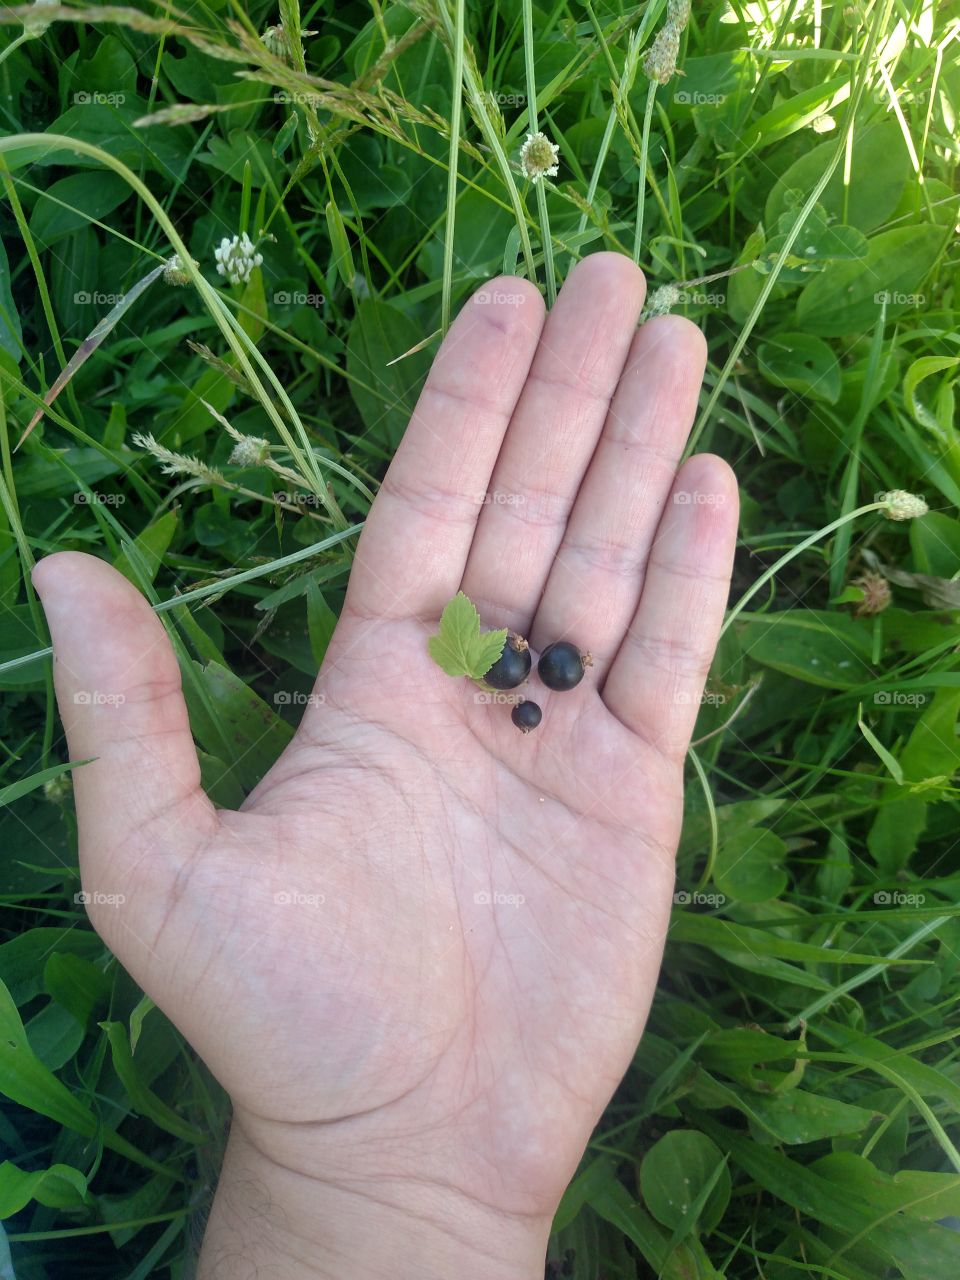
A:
483 633 531 690
511 700 542 733
538 641 591 691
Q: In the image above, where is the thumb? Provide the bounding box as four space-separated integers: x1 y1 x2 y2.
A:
32 551 218 953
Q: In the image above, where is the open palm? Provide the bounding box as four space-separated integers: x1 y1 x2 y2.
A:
34 255 738 1259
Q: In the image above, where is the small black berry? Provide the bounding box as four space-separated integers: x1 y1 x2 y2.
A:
538 641 591 691
511 700 542 733
483 633 531 690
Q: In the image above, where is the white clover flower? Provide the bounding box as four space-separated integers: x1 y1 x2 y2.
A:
214 233 264 287
228 434 270 467
262 23 287 58
879 490 928 521
520 132 560 183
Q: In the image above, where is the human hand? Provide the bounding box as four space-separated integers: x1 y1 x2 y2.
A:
33 254 738 1278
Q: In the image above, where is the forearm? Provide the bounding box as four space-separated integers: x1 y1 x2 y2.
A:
197 1120 551 1280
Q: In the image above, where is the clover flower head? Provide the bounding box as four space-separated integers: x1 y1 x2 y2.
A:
214 233 263 286
520 132 560 183
879 490 928 521
262 23 287 58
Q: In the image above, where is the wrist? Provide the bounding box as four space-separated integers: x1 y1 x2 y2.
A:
197 1118 552 1280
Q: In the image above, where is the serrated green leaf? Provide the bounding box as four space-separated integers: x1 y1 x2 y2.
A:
428 592 507 681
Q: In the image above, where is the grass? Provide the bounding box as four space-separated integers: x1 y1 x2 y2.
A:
1 0 960 1276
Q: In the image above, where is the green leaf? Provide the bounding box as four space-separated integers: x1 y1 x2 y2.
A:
100 1021 206 1143
0 976 97 1135
640 1131 731 1233
757 332 841 404
113 511 178 586
745 1089 878 1144
796 225 945 336
0 1161 90 1217
346 298 431 446
29 172 130 248
714 826 789 903
0 234 23 362
737 610 873 688
428 592 508 681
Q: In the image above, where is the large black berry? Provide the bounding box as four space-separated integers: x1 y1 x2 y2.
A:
511 700 542 733
538 641 590 691
483 633 531 690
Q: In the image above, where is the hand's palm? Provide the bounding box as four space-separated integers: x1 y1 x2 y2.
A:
36 256 737 1219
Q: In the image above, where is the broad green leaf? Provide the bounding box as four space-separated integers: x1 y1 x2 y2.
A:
428 592 508 681
0 234 23 362
746 1089 878 1144
737 611 873 688
766 123 912 232
903 356 960 442
910 512 960 577
796 225 945 336
97 1171 175 1248
346 298 431 446
0 759 87 806
183 659 293 792
29 172 130 248
306 580 338 667
813 1152 960 1221
44 953 111 1030
0 929 103 1005
0 977 96 1135
757 332 841 403
113 511 178 586
640 1131 731 1233
714 826 788 903
100 1021 206 1143
325 199 357 289
0 1161 89 1217
25 1000 85 1072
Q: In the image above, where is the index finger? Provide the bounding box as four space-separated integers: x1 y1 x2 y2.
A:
344 278 545 622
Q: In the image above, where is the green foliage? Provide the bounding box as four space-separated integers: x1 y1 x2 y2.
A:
428 591 508 680
0 0 958 1276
